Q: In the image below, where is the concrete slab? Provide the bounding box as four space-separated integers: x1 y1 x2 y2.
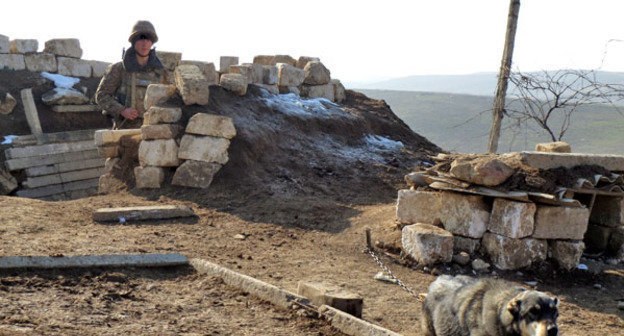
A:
20 88 43 137
93 205 195 222
0 253 188 269
94 129 142 147
23 167 105 188
11 129 96 146
25 158 105 177
6 149 100 171
52 104 101 113
5 140 96 159
298 281 363 318
319 305 403 336
16 178 99 198
505 151 624 171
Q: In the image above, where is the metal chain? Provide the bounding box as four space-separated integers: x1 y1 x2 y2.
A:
364 247 419 299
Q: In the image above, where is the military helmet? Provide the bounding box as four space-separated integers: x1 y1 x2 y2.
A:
128 20 158 44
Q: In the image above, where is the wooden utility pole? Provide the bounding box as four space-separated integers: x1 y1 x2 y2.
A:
487 0 521 153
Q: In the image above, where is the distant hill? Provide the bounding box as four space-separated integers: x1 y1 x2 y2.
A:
358 89 624 154
353 71 624 97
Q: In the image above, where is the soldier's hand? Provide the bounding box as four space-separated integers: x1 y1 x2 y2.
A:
121 108 139 120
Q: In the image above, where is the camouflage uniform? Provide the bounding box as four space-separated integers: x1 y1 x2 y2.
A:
95 48 169 129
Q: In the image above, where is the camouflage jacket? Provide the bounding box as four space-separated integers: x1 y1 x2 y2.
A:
95 47 169 128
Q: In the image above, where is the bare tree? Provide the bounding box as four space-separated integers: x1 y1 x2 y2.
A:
506 69 624 142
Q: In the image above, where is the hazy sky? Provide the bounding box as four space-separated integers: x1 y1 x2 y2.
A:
3 0 624 84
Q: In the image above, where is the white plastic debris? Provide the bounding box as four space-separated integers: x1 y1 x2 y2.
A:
1 135 17 145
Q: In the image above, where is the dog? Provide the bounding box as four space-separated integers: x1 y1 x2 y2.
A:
420 275 559 336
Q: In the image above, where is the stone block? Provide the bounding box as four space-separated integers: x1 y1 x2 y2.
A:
93 205 195 222
253 55 275 65
42 88 89 105
255 83 279 95
300 84 335 101
141 124 182 140
296 56 320 69
219 56 238 72
174 64 210 105
21 88 42 136
10 39 38 54
274 55 296 66
503 152 624 171
0 169 18 195
44 38 82 58
0 54 25 70
172 160 221 188
278 86 300 96
52 104 100 113
488 199 536 238
97 146 119 158
185 113 236 139
535 141 571 153
89 60 111 77
248 63 265 83
22 167 105 189
453 235 480 255
229 64 254 83
533 206 589 240
589 196 623 228
482 233 547 270
0 253 188 269
26 157 105 177
277 63 305 87
303 61 331 85
178 135 229 164
297 281 363 318
57 57 92 77
144 84 178 110
549 240 584 270
179 60 217 84
134 166 165 189
144 106 182 125
402 223 454 265
450 156 514 187
263 65 278 85
138 139 180 167
0 93 17 115
219 73 247 95
94 129 142 146
24 53 57 72
6 149 99 171
332 79 346 103
156 51 182 71
396 190 490 238
0 34 9 53
583 224 612 252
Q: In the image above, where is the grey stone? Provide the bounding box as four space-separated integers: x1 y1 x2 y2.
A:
303 61 331 85
57 57 92 77
0 253 188 269
277 63 305 87
549 240 585 271
274 55 296 66
144 106 182 125
10 39 38 53
300 84 335 101
253 55 275 65
502 152 624 171
172 160 221 188
174 64 210 105
533 206 590 240
452 252 471 266
255 83 279 95
24 53 57 72
219 56 238 72
185 113 236 139
22 167 105 189
219 73 247 95
332 79 346 103
453 235 481 254
0 93 17 115
535 141 571 153
41 88 89 105
488 199 536 238
43 38 82 58
0 54 25 70
482 233 547 270
472 258 490 272
402 223 454 265
297 281 363 318
178 135 229 164
0 34 9 53
179 60 217 84
0 169 18 195
89 60 111 77
450 156 514 187
144 84 178 110
263 65 278 85
229 64 254 83
141 124 182 140
138 139 180 167
93 205 194 222
156 51 182 71
134 166 165 189
296 56 320 69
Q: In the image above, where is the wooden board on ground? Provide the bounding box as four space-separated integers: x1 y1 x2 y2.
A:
93 205 196 222
5 149 99 171
16 178 99 198
5 140 96 160
11 129 97 146
52 105 101 113
0 253 188 270
22 167 105 188
25 158 105 177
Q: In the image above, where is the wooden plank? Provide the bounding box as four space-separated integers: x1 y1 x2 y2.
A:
93 205 195 222
52 105 101 113
20 88 43 137
5 139 96 160
16 178 99 198
23 167 105 188
6 149 100 171
11 129 97 146
25 158 105 177
94 129 142 147
0 253 188 270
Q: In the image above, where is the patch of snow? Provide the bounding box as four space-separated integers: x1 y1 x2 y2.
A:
365 135 404 151
577 263 588 271
260 93 345 117
41 72 80 89
316 134 404 164
1 135 18 145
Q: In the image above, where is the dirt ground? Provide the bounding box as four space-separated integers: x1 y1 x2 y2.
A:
0 191 622 336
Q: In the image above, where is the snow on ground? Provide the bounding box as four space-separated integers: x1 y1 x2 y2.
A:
1 135 17 145
259 92 347 118
41 72 80 89
313 134 405 164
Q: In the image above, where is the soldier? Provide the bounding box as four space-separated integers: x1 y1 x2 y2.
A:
95 20 169 129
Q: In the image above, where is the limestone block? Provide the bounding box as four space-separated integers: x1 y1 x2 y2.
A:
134 166 165 189
156 51 182 71
549 240 584 270
332 79 346 103
274 55 296 66
488 199 536 238
229 64 254 83
533 206 589 240
10 39 38 54
303 61 331 85
450 157 514 187
185 113 235 139
583 224 612 252
255 84 279 95
263 65 278 85
90 60 111 77
535 141 571 153
57 57 92 77
178 135 229 164
179 60 217 84
220 56 238 72
141 124 182 140
0 34 9 53
296 56 320 69
0 169 18 195
41 88 89 105
174 65 210 105
248 63 265 83
589 196 624 228
396 190 490 238
24 53 57 72
138 139 180 167
44 38 82 58
144 84 178 110
482 233 547 270
297 281 363 318
402 223 453 265
277 63 305 87
93 205 194 222
219 73 247 96
279 86 300 96
253 55 275 65
52 104 100 113
503 152 624 171
0 54 25 70
0 93 17 115
94 128 142 146
97 146 119 158
144 106 182 125
172 160 221 188
453 235 480 255
300 84 335 101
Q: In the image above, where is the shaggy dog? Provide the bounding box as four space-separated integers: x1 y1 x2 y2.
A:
421 275 559 336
